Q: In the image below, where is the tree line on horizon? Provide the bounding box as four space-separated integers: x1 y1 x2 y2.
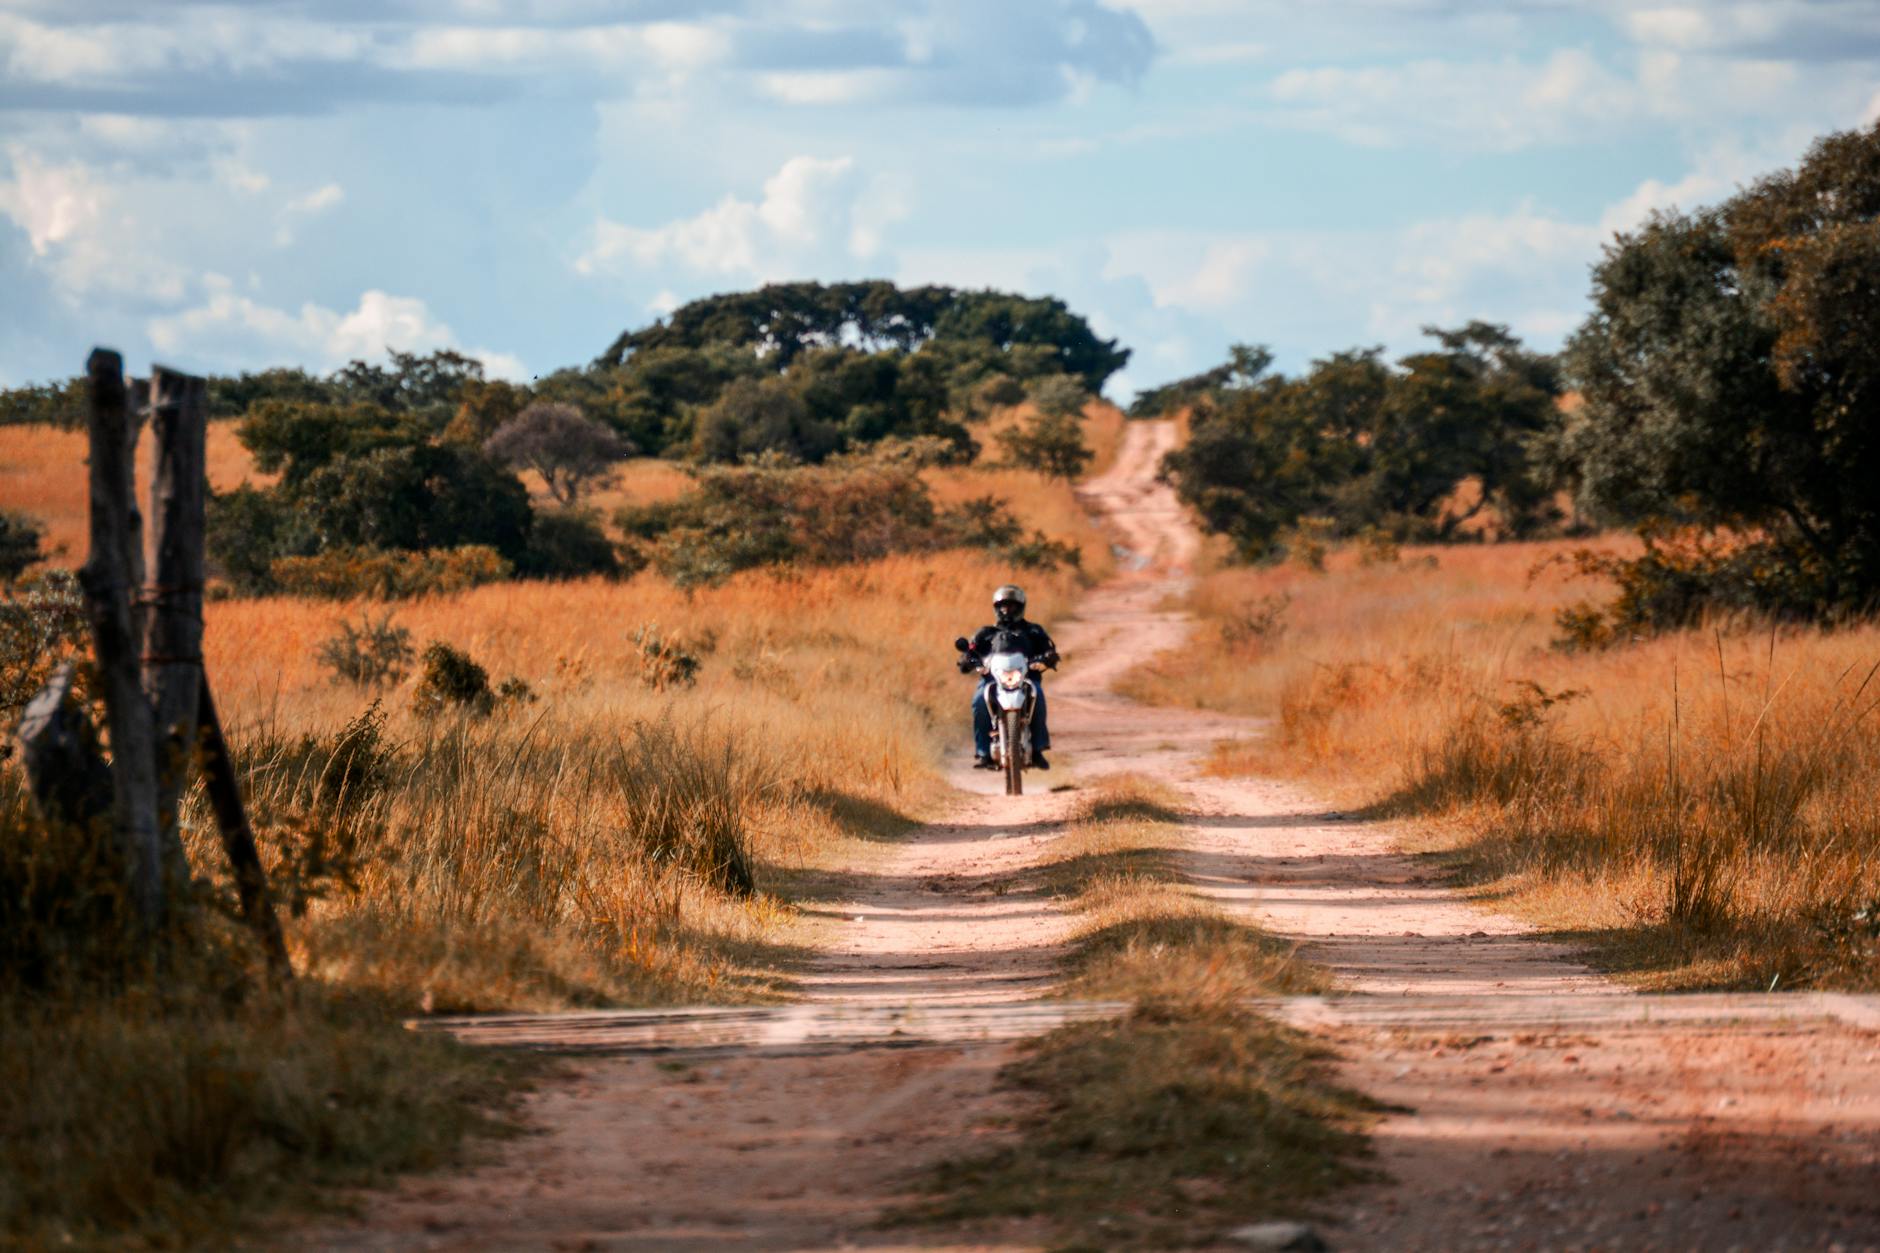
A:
0 283 1124 595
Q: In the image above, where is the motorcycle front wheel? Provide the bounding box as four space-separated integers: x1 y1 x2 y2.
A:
1002 709 1024 796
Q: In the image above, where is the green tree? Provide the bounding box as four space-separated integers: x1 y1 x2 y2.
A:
291 444 533 560
207 367 337 419
329 349 485 421
0 511 44 579
934 292 1130 391
1564 121 1880 617
998 405 1093 481
443 378 532 445
1158 328 1563 559
0 377 85 428
237 400 428 485
691 377 840 464
1128 345 1272 419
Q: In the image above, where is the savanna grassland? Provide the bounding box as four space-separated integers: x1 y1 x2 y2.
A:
8 406 1119 1008
0 401 1121 1246
1132 538 1880 993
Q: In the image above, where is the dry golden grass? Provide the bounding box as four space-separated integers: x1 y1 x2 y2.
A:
0 421 263 563
1 412 1108 1014
566 455 695 515
202 551 1091 1012
1160 538 1880 991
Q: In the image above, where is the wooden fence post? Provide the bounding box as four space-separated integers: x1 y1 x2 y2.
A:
197 677 292 977
145 366 206 867
17 663 113 832
78 347 164 932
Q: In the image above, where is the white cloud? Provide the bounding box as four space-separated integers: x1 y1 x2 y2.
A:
0 149 102 254
755 69 900 106
577 155 908 283
1615 2 1880 60
0 145 189 303
1262 36 1879 154
147 282 524 378
274 181 345 245
1268 49 1637 151
396 19 732 81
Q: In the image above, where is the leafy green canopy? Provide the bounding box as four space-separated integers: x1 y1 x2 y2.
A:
596 280 1130 393
1156 325 1565 559
1564 121 1880 622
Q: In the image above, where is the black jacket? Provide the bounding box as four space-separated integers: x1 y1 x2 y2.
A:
964 620 1058 672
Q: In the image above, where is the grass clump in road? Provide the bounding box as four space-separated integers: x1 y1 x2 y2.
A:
1050 776 1327 1002
914 1001 1376 1249
905 778 1374 1249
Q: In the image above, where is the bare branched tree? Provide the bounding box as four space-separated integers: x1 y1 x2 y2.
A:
484 402 634 505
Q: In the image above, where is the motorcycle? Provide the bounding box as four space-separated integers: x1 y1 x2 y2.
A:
955 635 1050 796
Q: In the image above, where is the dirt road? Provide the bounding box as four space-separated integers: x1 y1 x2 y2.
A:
302 422 1880 1251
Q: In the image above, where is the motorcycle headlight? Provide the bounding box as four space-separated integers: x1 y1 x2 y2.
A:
996 667 1026 690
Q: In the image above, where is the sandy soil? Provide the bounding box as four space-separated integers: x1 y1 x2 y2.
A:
296 422 1880 1252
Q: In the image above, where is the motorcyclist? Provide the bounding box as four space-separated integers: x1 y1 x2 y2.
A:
958 584 1058 771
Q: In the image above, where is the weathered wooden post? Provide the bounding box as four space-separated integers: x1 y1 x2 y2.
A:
77 347 164 931
145 366 206 864
16 349 291 975
16 663 112 832
197 678 292 975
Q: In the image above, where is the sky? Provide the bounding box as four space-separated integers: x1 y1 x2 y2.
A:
1 2 1877 401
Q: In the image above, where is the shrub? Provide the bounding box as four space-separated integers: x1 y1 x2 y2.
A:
517 509 622 580
619 454 1081 587
939 497 1082 571
316 613 415 687
1544 529 1785 646
409 643 534 719
0 787 140 991
1220 593 1291 650
1283 516 1337 571
0 570 88 725
1027 374 1090 420
411 643 494 718
205 485 317 595
0 511 44 580
631 624 705 690
996 407 1092 480
271 546 513 600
